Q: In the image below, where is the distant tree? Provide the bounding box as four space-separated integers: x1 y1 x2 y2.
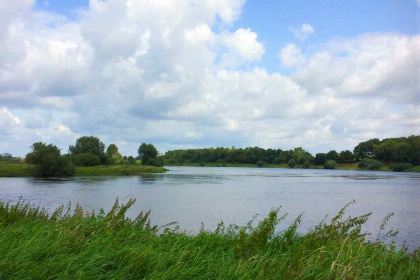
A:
353 138 380 159
127 156 135 165
26 142 74 177
26 142 61 164
288 159 296 168
138 143 161 166
326 150 339 162
314 153 327 165
69 136 107 164
303 160 310 169
339 150 354 163
256 161 264 167
106 144 119 157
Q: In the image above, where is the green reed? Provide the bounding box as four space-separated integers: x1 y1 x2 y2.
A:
0 198 418 279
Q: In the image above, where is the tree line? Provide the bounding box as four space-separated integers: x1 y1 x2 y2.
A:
163 135 419 170
24 136 162 177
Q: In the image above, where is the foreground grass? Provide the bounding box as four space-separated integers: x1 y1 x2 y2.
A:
0 161 167 177
0 199 418 279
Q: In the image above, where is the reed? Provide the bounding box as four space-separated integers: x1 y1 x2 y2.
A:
0 199 418 279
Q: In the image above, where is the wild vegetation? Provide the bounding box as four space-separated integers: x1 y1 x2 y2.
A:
163 135 419 172
0 137 165 177
0 199 418 279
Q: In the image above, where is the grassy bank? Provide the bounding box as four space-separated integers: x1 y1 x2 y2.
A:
165 162 420 172
0 161 167 177
0 199 418 279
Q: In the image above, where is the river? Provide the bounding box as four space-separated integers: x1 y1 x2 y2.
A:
1 167 419 250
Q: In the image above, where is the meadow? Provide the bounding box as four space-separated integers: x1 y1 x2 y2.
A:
0 199 418 279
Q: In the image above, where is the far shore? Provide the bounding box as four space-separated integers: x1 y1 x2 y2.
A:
164 162 420 172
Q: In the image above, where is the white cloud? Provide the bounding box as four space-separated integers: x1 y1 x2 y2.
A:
279 43 305 67
289 23 314 40
223 28 265 62
0 1 418 157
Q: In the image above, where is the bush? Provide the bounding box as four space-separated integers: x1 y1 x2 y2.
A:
389 163 413 172
358 159 382 170
303 160 310 169
73 153 101 167
34 154 75 177
324 160 337 169
288 159 296 168
256 161 264 167
127 156 136 165
274 157 282 164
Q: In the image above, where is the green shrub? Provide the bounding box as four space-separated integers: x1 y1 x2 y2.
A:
389 163 413 172
303 160 310 169
73 153 101 167
288 159 296 168
256 161 264 167
324 160 337 169
274 157 282 164
34 154 75 177
358 159 382 170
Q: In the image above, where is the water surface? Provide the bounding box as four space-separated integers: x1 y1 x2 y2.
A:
1 167 419 249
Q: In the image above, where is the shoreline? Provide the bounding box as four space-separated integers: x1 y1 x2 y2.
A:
0 162 167 177
164 162 420 172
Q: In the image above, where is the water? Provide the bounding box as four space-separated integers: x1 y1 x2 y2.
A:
1 167 419 250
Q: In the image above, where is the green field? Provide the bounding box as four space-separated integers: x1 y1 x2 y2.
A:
0 199 418 279
0 161 167 177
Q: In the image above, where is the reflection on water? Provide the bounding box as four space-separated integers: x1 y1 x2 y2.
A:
0 167 419 250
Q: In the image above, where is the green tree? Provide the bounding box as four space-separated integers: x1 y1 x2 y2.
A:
69 136 107 164
326 150 339 162
26 142 75 177
138 143 161 166
26 142 61 164
339 150 354 163
106 144 119 157
314 153 327 165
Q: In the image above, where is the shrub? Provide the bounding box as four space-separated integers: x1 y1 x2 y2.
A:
389 163 413 172
288 159 296 168
256 161 264 167
303 160 310 169
324 160 337 169
73 153 101 167
274 157 282 164
34 154 75 177
358 158 382 170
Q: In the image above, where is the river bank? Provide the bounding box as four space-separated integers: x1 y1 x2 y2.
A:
0 162 167 177
164 162 420 172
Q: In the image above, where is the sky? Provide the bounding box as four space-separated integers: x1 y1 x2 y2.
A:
0 0 419 157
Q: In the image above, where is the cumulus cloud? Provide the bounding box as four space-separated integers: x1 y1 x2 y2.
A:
0 0 418 157
289 23 314 40
279 43 305 68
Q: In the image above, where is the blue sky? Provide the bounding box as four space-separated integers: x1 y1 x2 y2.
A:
1 0 419 156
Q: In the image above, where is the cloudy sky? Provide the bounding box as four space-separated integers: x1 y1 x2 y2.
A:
1 0 419 157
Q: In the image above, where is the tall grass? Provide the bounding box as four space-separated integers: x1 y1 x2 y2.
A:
0 199 418 279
